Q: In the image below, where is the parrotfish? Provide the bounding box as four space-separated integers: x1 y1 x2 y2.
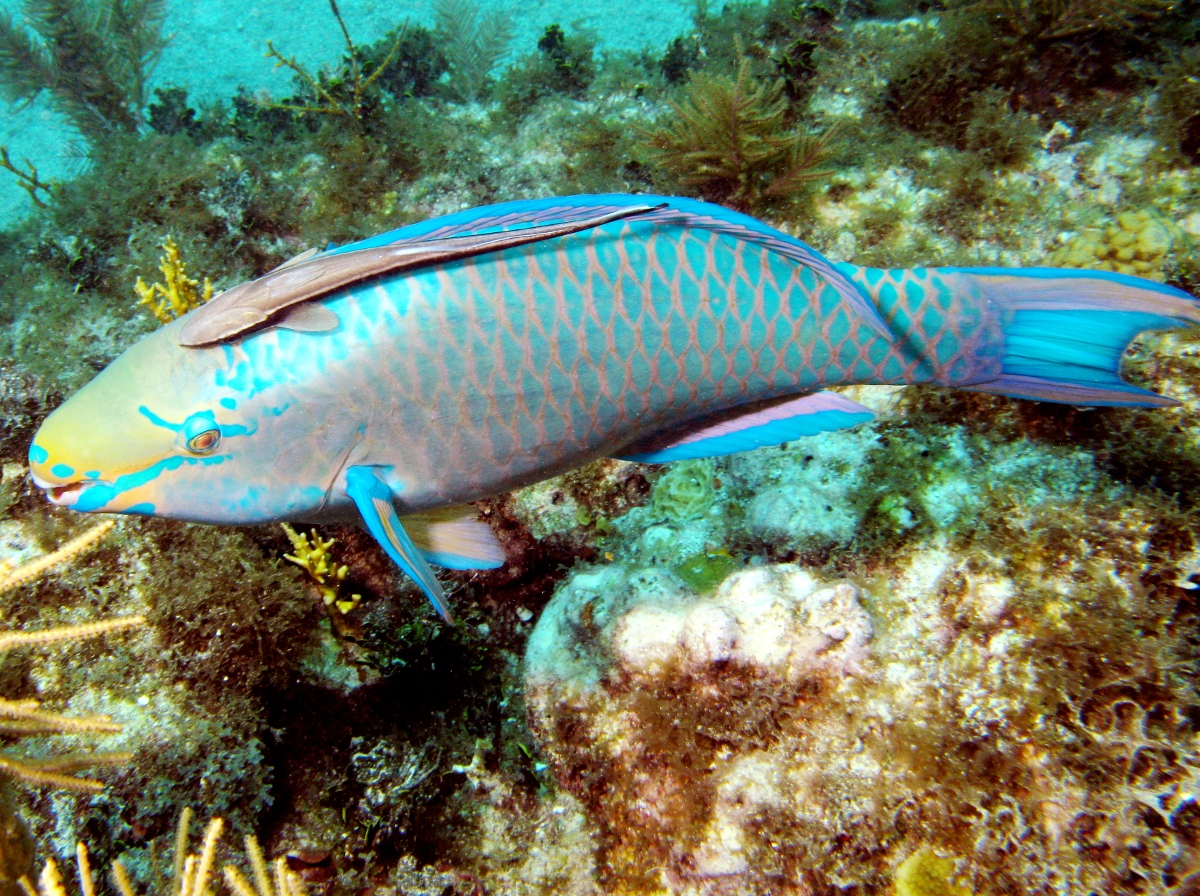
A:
28 195 1200 620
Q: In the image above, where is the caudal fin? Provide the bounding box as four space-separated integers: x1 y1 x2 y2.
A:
949 266 1200 407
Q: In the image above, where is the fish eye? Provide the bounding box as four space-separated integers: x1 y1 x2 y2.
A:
187 429 220 453
178 413 222 455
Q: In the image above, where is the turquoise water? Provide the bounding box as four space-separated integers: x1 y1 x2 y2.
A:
0 2 1199 894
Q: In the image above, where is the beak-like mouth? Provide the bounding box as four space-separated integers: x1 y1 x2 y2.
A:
35 478 107 507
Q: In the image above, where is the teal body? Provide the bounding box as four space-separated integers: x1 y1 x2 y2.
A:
28 195 1200 618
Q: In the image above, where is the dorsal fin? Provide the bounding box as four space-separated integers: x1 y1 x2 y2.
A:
178 204 664 348
351 195 893 342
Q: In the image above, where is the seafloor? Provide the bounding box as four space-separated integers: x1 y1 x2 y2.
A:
1 1 1200 895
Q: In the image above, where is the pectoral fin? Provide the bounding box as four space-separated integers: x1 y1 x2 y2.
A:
275 302 341 333
403 506 505 570
345 466 454 623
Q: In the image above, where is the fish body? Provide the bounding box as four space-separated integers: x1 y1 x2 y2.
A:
28 195 1200 618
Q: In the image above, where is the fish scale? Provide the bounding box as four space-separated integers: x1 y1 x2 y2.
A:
29 194 1200 619
275 222 1003 506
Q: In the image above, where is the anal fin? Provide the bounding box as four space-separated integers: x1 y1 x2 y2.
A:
616 391 875 463
345 466 454 622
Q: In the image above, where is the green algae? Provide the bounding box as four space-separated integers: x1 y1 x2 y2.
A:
673 549 740 594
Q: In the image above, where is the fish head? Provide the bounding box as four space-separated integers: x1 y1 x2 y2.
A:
28 317 302 523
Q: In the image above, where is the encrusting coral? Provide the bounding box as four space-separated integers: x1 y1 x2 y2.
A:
134 238 214 325
1050 208 1184 277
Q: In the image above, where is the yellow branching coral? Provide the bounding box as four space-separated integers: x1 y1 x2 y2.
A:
0 611 144 792
134 237 214 325
0 519 143 791
280 524 360 615
0 520 114 595
25 810 305 896
222 831 307 896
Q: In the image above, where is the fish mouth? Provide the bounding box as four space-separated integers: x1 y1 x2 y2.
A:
36 478 108 507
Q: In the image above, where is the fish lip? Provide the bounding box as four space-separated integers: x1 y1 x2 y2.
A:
43 479 107 507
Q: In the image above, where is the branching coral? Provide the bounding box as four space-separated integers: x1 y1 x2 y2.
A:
0 149 52 209
28 809 305 896
0 521 113 594
644 59 837 212
0 520 143 791
280 524 360 617
263 0 402 122
134 238 213 325
0 0 168 141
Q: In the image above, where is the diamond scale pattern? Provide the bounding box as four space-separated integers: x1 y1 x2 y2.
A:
352 223 1006 504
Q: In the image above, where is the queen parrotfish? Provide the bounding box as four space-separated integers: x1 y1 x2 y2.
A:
27 194 1200 620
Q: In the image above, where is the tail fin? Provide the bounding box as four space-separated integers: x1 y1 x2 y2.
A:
949 267 1200 408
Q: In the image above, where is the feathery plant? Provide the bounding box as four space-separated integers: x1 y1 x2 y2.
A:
644 59 838 213
0 0 168 141
263 0 403 123
948 0 1176 40
433 0 513 102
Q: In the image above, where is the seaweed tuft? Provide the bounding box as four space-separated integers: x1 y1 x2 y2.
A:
0 0 168 142
644 59 838 212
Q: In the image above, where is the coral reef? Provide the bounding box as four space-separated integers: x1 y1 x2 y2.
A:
134 238 213 324
0 0 1198 892
525 476 1200 893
